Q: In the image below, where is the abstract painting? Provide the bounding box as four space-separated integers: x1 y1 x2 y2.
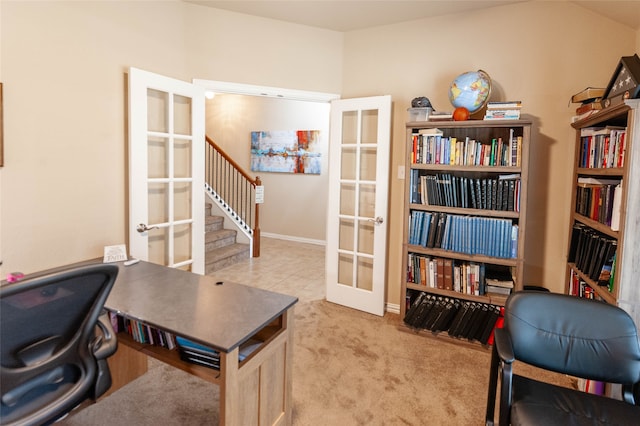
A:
250 130 321 174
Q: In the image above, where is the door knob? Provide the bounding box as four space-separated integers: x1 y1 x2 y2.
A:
367 217 384 225
136 223 159 233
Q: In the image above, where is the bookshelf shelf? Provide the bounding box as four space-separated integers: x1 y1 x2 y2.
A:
577 167 624 176
400 118 531 347
407 245 520 267
409 203 520 219
566 99 640 327
573 212 619 239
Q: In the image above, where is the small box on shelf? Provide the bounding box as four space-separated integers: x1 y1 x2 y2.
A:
408 107 431 121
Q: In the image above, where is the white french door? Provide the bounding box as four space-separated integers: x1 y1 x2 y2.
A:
325 96 392 316
128 67 205 273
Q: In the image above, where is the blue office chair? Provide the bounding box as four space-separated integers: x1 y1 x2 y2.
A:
485 291 640 425
1 264 119 425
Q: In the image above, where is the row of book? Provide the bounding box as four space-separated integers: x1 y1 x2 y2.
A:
579 126 626 169
109 312 177 350
408 211 518 259
575 177 622 230
568 269 607 300
483 101 522 120
568 223 617 286
406 254 514 296
403 292 502 345
409 170 521 212
410 129 523 167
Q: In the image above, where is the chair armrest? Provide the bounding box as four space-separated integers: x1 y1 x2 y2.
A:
92 313 117 360
494 328 514 364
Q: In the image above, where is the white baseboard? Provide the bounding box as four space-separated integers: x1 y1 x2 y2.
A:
261 232 326 247
385 303 400 315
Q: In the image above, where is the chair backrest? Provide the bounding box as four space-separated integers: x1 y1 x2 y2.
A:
504 291 640 384
1 263 118 425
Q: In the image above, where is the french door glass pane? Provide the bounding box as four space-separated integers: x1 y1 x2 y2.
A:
174 182 192 221
358 221 374 255
174 223 192 265
147 89 168 133
339 183 356 216
341 111 357 145
148 182 168 224
358 184 375 218
173 94 192 135
339 218 354 251
356 257 373 290
338 254 353 286
359 147 377 181
148 227 168 265
341 146 356 180
148 136 168 179
174 138 192 178
361 109 378 144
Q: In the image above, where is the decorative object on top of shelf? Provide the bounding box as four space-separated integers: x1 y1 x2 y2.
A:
452 107 470 121
602 54 640 108
448 70 492 114
411 96 434 109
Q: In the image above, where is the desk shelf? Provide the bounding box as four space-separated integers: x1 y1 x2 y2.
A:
116 333 222 385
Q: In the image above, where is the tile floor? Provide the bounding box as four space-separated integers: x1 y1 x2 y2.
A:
207 237 326 303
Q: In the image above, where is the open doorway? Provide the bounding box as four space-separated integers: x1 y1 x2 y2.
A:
196 80 338 244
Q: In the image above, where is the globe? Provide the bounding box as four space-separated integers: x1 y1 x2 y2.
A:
448 70 492 114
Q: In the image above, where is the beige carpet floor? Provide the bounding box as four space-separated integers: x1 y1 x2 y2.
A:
59 299 573 426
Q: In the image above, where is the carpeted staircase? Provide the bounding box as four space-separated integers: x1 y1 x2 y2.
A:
204 203 249 274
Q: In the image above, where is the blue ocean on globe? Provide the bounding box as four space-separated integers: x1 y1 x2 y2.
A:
448 70 492 113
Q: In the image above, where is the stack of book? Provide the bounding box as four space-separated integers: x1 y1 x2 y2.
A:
571 87 605 122
175 336 263 370
568 223 618 286
403 292 501 345
484 101 522 120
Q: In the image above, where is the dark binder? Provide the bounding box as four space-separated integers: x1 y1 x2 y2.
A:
507 180 516 211
478 306 500 344
467 304 489 341
426 212 439 248
412 295 436 328
422 297 446 330
434 214 447 248
475 179 483 210
432 299 460 332
403 292 427 325
470 178 478 209
459 303 480 338
447 302 470 337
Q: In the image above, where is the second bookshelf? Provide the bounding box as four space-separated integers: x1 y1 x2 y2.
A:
401 119 531 346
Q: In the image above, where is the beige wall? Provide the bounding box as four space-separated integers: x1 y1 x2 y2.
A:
340 1 638 305
205 94 330 242
0 0 638 309
0 1 342 275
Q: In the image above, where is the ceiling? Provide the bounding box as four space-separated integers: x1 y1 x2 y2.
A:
185 1 640 32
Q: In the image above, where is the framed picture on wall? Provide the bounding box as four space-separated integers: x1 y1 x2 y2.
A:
250 130 321 174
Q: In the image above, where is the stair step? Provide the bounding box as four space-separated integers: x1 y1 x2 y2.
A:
205 215 224 232
205 243 250 274
205 228 237 251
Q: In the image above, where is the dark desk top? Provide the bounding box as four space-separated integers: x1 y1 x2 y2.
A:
106 261 298 353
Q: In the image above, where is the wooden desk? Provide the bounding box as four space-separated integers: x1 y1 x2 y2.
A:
104 261 297 426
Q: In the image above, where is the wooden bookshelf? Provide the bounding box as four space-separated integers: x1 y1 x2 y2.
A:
400 118 531 346
565 99 640 327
